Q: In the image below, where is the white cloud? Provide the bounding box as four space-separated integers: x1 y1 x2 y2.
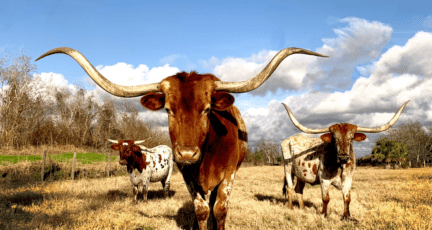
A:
210 17 392 95
238 28 432 158
30 72 78 103
95 63 180 86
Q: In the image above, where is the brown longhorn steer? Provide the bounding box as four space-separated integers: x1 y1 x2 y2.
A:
36 47 328 230
281 101 409 220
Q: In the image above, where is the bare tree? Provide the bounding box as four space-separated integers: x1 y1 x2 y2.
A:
255 139 281 165
384 120 431 167
0 53 171 151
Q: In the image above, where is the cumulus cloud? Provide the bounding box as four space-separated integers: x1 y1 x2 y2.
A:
239 29 432 157
94 62 180 86
210 17 392 95
29 72 78 103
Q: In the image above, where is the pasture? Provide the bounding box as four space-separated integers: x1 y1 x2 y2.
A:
0 166 431 229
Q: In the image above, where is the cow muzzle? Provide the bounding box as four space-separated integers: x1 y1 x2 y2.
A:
174 146 200 165
337 155 350 164
119 159 127 165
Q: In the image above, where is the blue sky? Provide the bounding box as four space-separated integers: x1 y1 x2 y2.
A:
1 0 432 157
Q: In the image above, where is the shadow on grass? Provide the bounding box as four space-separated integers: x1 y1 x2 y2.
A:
0 190 77 230
254 193 316 208
137 200 195 229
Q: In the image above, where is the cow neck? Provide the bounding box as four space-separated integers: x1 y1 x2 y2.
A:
127 150 148 173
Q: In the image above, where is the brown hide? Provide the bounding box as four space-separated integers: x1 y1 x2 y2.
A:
140 71 247 192
320 123 366 163
111 140 148 173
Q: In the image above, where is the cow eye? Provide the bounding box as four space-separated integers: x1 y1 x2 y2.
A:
203 107 211 115
165 108 173 116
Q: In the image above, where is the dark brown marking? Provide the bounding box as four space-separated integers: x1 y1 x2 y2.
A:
308 163 311 167
298 161 300 166
302 162 305 167
159 154 162 163
113 140 149 172
312 164 318 175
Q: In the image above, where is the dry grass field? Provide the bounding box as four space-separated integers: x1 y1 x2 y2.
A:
0 165 431 230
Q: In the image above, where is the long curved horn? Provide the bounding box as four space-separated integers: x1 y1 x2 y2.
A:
35 47 160 97
106 139 119 144
134 137 151 144
356 100 410 133
282 103 329 134
215 48 328 93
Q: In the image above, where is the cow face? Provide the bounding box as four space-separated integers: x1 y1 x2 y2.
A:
140 72 234 165
111 140 142 165
320 124 366 164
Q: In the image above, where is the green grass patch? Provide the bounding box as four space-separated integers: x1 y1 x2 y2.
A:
51 152 117 164
0 153 117 165
0 155 42 165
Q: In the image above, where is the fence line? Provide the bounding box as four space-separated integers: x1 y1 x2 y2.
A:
41 150 46 181
71 152 77 180
107 152 111 177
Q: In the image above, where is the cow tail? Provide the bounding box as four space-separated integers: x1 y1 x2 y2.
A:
282 176 287 198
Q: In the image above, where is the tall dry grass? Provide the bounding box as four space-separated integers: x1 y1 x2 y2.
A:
0 166 430 229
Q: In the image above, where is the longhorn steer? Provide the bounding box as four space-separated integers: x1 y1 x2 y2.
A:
281 101 409 220
36 47 327 230
108 139 173 201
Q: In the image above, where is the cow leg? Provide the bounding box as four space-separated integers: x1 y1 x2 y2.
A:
132 185 139 202
320 180 331 217
161 160 173 198
161 177 170 198
294 179 306 209
209 184 220 230
283 158 295 209
213 172 236 230
193 191 210 230
181 174 210 229
142 174 151 202
341 176 352 220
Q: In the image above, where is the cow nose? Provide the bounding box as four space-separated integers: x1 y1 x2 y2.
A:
175 146 200 165
338 155 350 164
119 159 127 165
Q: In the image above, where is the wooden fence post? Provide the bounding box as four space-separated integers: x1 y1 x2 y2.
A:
107 152 111 177
71 152 77 180
41 150 46 181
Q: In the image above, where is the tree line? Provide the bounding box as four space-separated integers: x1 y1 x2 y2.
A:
358 120 432 168
0 54 171 151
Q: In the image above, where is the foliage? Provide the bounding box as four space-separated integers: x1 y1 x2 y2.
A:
372 138 408 164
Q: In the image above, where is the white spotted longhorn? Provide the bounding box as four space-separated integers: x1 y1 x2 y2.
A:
107 139 173 201
281 101 409 220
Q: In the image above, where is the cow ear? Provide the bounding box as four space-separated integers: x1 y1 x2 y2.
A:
211 92 234 111
133 145 141 152
354 133 367 142
320 133 332 143
111 144 119 150
141 93 165 111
